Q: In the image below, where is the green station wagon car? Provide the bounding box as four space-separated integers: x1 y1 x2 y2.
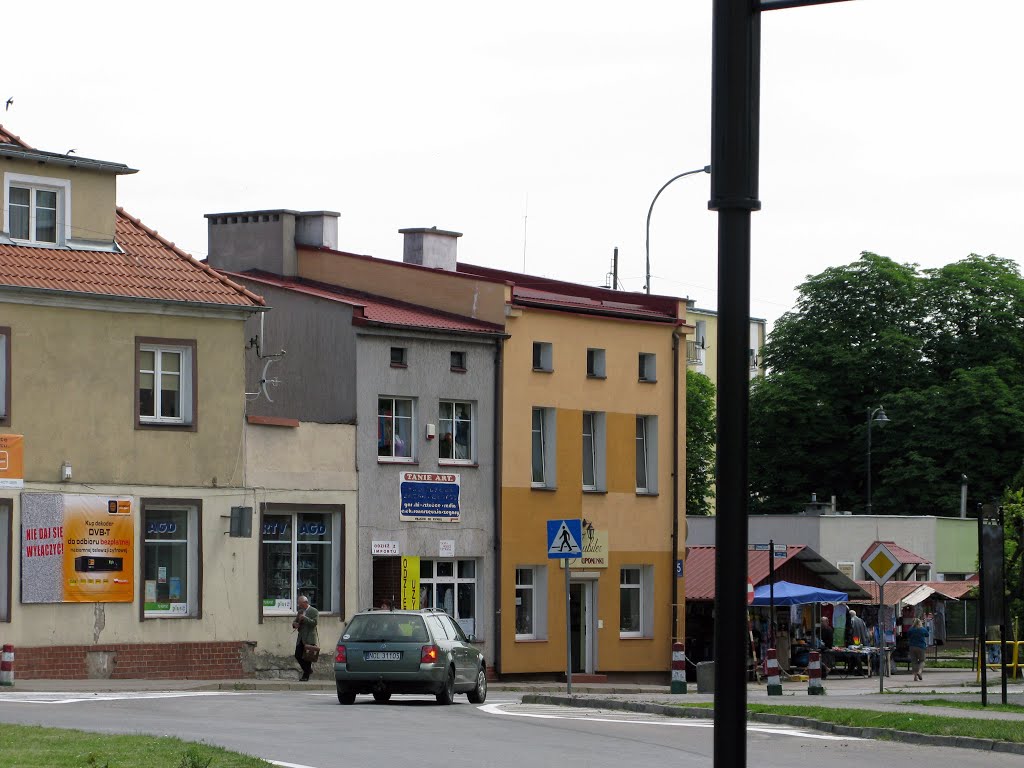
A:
334 608 487 705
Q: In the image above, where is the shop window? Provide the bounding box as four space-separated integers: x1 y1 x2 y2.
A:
515 565 548 640
141 501 201 619
0 501 9 622
261 507 339 615
419 558 477 637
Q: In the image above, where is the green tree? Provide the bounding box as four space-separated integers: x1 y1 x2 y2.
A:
750 252 1024 516
686 370 716 515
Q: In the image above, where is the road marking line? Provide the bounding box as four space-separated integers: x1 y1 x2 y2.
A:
0 691 253 705
478 703 860 741
268 761 321 768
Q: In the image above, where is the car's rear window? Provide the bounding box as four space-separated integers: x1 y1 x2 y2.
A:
344 614 429 643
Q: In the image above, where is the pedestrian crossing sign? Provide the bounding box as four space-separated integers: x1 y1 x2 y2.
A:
547 519 583 559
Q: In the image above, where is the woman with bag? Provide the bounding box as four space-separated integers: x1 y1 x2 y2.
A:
293 594 320 682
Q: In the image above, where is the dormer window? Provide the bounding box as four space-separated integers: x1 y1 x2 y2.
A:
4 173 70 246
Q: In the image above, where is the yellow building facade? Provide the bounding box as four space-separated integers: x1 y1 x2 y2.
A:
495 289 688 677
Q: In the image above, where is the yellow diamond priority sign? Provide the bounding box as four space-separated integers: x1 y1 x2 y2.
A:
862 542 901 585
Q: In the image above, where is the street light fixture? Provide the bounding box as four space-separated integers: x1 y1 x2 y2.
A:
644 165 711 294
866 406 890 514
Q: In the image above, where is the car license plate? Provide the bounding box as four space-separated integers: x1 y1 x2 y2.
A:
365 651 401 661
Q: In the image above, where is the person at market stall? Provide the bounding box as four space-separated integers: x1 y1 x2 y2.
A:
846 610 870 676
907 618 929 680
817 616 835 679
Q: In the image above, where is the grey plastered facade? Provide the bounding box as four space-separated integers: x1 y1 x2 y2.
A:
355 327 498 663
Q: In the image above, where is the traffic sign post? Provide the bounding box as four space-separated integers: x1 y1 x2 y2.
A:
548 519 583 695
862 542 900 693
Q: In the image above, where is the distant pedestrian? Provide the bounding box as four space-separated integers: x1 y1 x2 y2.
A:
847 610 869 646
907 618 929 681
293 594 320 682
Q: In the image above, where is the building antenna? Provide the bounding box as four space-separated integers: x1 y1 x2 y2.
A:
522 192 529 273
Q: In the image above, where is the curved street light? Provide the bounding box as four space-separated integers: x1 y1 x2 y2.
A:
866 405 891 514
644 165 711 294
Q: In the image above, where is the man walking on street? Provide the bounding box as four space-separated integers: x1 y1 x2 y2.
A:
293 594 319 681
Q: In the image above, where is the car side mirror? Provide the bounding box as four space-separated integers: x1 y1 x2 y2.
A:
466 634 477 643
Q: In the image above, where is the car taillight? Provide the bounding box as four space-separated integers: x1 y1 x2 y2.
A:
335 645 347 663
420 644 440 663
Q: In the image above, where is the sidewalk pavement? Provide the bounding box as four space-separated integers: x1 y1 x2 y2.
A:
4 667 1024 753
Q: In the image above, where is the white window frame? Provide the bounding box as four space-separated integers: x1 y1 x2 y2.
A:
138 342 195 426
515 565 548 640
419 558 479 637
261 509 340 616
582 411 606 491
142 504 200 619
619 565 654 638
378 396 415 461
586 348 606 378
4 172 71 246
639 352 657 382
533 341 553 372
532 406 557 488
635 415 659 494
439 399 475 464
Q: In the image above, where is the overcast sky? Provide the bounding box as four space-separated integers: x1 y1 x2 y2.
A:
4 1 1020 329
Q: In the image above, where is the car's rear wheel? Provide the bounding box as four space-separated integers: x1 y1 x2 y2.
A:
372 691 392 703
467 666 487 704
436 666 456 705
337 689 356 705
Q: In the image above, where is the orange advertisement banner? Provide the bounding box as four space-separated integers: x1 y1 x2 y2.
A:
21 493 134 603
0 434 24 488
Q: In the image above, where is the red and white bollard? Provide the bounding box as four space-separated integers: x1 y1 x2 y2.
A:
671 642 687 694
765 647 782 695
0 644 13 687
808 650 825 695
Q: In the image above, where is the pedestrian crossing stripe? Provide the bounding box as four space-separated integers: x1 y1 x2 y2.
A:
547 519 583 558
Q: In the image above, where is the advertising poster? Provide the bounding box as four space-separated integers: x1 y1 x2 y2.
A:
399 472 460 522
21 493 134 603
401 555 420 610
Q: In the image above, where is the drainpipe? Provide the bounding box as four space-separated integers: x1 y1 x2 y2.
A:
492 336 505 675
672 327 683 643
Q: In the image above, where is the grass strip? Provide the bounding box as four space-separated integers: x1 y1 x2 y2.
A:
670 701 1024 743
905 698 1024 714
744 704 1024 743
0 723 273 768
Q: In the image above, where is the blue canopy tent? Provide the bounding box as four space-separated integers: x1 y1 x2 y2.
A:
751 581 848 606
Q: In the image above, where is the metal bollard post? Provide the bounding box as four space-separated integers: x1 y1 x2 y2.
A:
671 642 687 694
765 648 782 695
807 650 825 695
0 644 13 686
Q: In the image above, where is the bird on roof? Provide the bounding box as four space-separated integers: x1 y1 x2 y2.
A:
4 97 12 111
66 149 76 155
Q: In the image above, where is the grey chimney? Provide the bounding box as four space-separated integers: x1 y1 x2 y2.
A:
399 227 462 271
205 209 339 277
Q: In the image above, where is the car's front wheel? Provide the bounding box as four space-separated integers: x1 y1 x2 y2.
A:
467 666 487 704
436 666 456 705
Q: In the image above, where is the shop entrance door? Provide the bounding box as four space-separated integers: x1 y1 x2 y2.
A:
569 580 594 674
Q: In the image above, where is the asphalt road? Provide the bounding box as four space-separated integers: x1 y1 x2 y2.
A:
0 689 1020 768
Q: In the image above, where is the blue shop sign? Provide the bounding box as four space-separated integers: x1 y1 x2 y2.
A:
400 472 461 522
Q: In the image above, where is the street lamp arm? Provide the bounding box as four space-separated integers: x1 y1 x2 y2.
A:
645 165 711 294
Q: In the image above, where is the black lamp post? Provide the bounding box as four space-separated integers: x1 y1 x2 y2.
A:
644 166 711 294
866 406 890 514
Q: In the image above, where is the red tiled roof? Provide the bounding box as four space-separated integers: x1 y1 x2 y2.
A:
861 541 931 565
0 208 263 308
684 545 805 601
0 125 32 149
221 271 504 335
